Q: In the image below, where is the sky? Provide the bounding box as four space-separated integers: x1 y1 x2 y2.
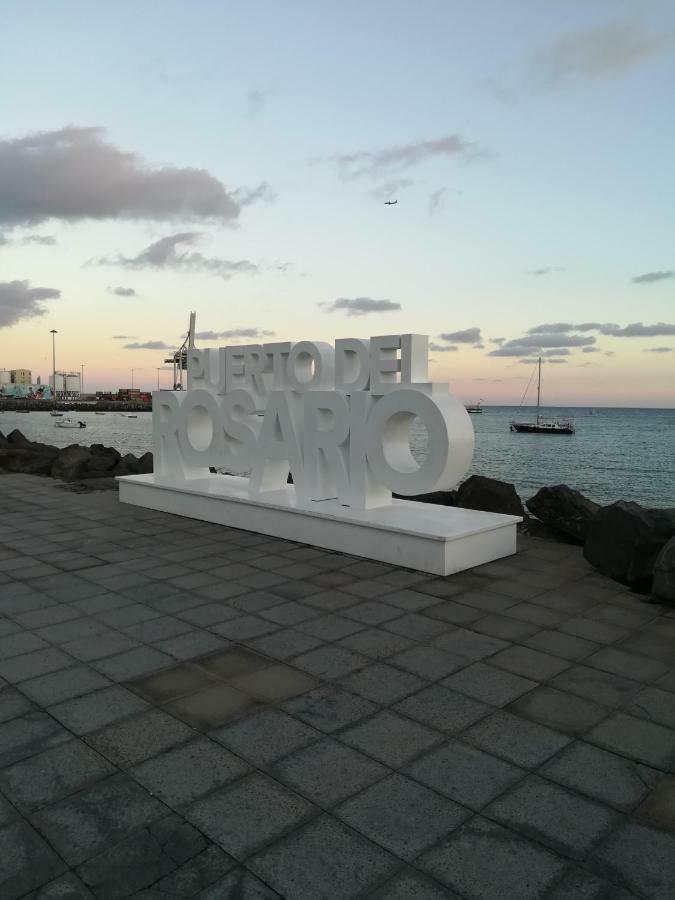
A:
1 0 674 406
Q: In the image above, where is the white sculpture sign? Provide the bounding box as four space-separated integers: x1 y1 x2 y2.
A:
152 334 475 509
119 332 520 575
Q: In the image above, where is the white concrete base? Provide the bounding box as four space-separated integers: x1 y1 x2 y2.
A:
118 474 521 576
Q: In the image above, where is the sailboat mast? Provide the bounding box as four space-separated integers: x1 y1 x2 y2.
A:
536 357 541 424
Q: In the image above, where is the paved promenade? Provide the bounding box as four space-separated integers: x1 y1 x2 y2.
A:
1 474 674 899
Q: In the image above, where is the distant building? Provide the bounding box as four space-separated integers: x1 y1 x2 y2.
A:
11 369 32 385
117 388 141 402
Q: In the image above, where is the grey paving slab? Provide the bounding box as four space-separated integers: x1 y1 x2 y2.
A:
143 844 236 898
48 685 148 734
129 662 216 703
248 814 399 900
433 628 509 661
338 662 426 704
636 775 675 832
273 737 389 807
185 772 316 860
0 819 67 900
31 773 168 866
93 645 175 681
469 612 540 641
542 740 660 812
490 644 571 681
591 821 675 900
462 710 571 768
406 739 526 811
394 684 493 735
587 712 675 770
247 627 323 660
19 665 112 706
625 685 675 729
341 599 403 625
292 644 369 678
0 740 115 812
486 773 619 861
192 645 271 680
260 601 321 626
442 661 537 707
419 815 567 900
214 709 321 767
509 686 611 736
368 869 459 899
523 629 600 661
551 664 642 708
389 644 469 680
282 685 377 733
0 711 71 767
21 872 96 899
198 867 280 899
0 647 74 684
229 663 318 702
85 708 194 768
164 682 263 730
340 709 444 768
0 685 34 723
336 772 467 861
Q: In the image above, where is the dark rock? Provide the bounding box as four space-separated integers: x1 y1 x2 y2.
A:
0 431 9 448
121 453 142 475
456 475 525 518
526 484 600 543
396 490 458 506
85 445 121 473
584 501 675 593
51 445 92 481
0 449 56 475
653 537 675 602
6 429 33 448
63 477 119 492
138 452 153 474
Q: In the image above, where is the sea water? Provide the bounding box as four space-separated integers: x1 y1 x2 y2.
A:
1 406 673 508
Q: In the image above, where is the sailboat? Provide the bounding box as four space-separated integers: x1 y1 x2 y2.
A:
465 400 483 414
510 357 575 435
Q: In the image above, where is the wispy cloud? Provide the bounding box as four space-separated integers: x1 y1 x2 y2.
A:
526 266 563 276
527 321 675 338
438 327 482 344
528 23 675 87
644 346 673 353
90 232 278 279
0 279 60 328
108 286 137 297
321 297 401 316
123 340 172 350
113 334 136 339
246 88 272 119
194 328 275 341
490 337 505 345
428 188 447 217
632 270 673 284
429 342 458 352
0 233 57 247
0 126 247 228
233 182 277 206
370 178 413 201
313 134 488 180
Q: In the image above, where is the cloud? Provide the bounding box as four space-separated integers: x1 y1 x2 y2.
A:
429 342 458 352
517 356 567 365
548 358 567 364
233 182 277 206
0 279 60 328
108 286 137 297
428 188 447 217
632 270 674 284
438 327 482 344
0 125 245 228
113 334 136 339
91 232 274 279
246 88 271 119
490 337 505 345
605 351 616 357
194 328 275 341
322 297 401 316
644 346 673 353
370 178 414 201
527 321 675 338
582 346 600 353
528 23 675 87
541 348 570 357
526 266 563 276
123 340 173 350
0 233 57 247
473 343 485 349
314 134 487 180
489 333 595 356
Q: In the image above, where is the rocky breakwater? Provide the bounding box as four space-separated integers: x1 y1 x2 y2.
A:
0 429 152 489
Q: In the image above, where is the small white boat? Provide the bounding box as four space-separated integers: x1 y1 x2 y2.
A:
95 412 105 416
50 411 63 417
55 418 86 429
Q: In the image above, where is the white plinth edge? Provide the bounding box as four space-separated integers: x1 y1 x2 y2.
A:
118 473 521 576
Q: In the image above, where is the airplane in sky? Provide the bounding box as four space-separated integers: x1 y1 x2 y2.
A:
384 199 397 205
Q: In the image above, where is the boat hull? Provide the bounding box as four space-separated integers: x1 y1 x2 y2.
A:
510 423 574 435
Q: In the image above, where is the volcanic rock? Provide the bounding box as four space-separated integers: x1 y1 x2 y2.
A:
526 484 600 543
584 501 675 593
653 537 675 602
456 475 525 518
51 445 92 481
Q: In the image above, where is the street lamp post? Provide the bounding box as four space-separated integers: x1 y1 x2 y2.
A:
50 329 58 402
156 367 161 391
81 363 84 397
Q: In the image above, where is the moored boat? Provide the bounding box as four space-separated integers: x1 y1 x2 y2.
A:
510 358 575 435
